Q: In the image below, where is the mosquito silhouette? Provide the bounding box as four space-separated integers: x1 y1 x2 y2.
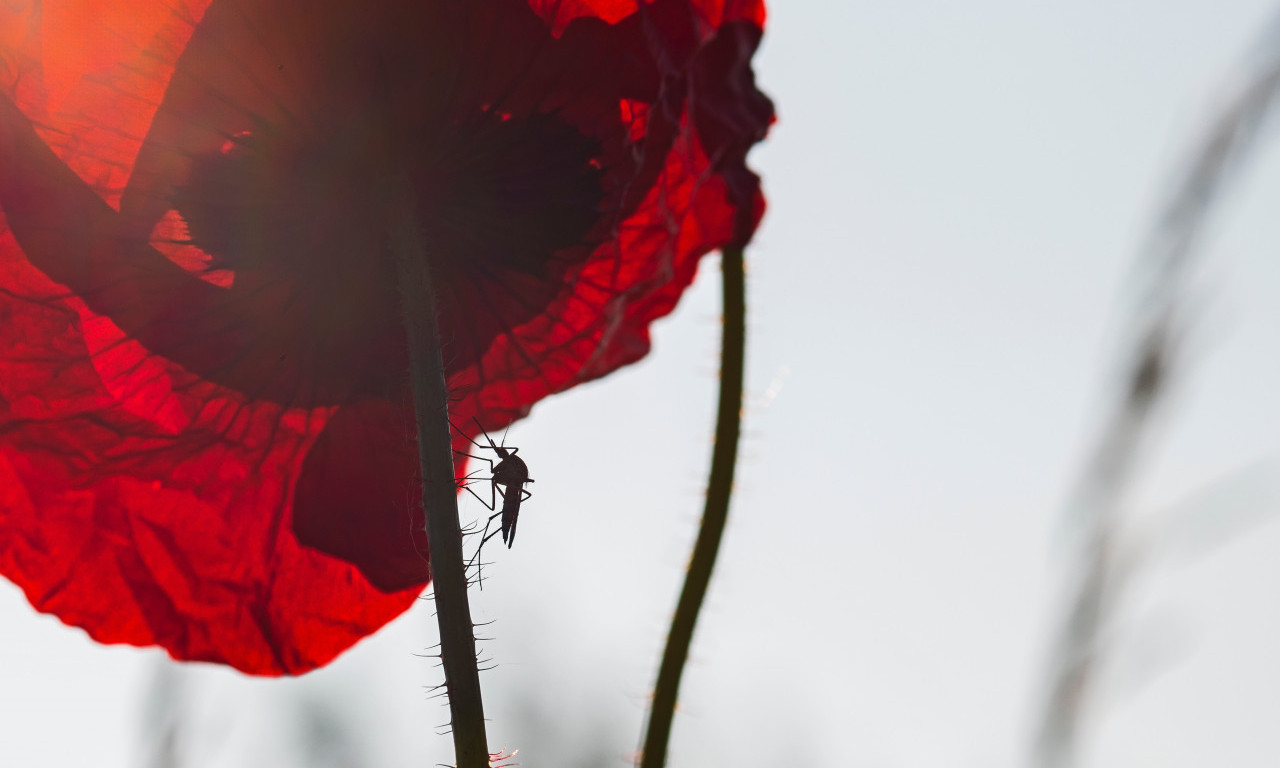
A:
452 417 533 572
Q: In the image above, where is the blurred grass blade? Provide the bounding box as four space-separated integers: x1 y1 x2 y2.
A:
1034 12 1280 767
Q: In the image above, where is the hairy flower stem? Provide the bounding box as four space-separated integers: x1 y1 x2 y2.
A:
640 246 746 768
387 182 489 768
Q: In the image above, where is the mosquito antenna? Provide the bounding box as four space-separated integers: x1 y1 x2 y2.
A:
500 424 511 449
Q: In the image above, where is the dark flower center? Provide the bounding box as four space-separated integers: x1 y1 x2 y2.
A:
175 109 603 283
162 102 605 405
110 0 648 409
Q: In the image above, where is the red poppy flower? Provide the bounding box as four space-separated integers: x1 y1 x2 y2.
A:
0 0 772 674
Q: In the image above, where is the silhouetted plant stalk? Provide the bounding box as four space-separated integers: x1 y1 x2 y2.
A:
1034 18 1280 768
387 176 489 768
639 246 746 768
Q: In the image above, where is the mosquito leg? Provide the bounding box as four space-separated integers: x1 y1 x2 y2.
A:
459 482 496 510
464 513 498 566
474 520 502 551
454 467 488 489
464 511 505 588
453 451 495 503
458 468 488 483
454 450 495 472
450 417 497 453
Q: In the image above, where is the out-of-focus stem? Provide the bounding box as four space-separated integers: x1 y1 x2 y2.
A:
1034 328 1167 768
387 179 489 768
1033 21 1280 767
639 246 746 768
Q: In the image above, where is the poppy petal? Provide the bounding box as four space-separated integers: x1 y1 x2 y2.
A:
0 0 772 674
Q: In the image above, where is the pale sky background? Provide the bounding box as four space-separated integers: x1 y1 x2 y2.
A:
6 2 1280 767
